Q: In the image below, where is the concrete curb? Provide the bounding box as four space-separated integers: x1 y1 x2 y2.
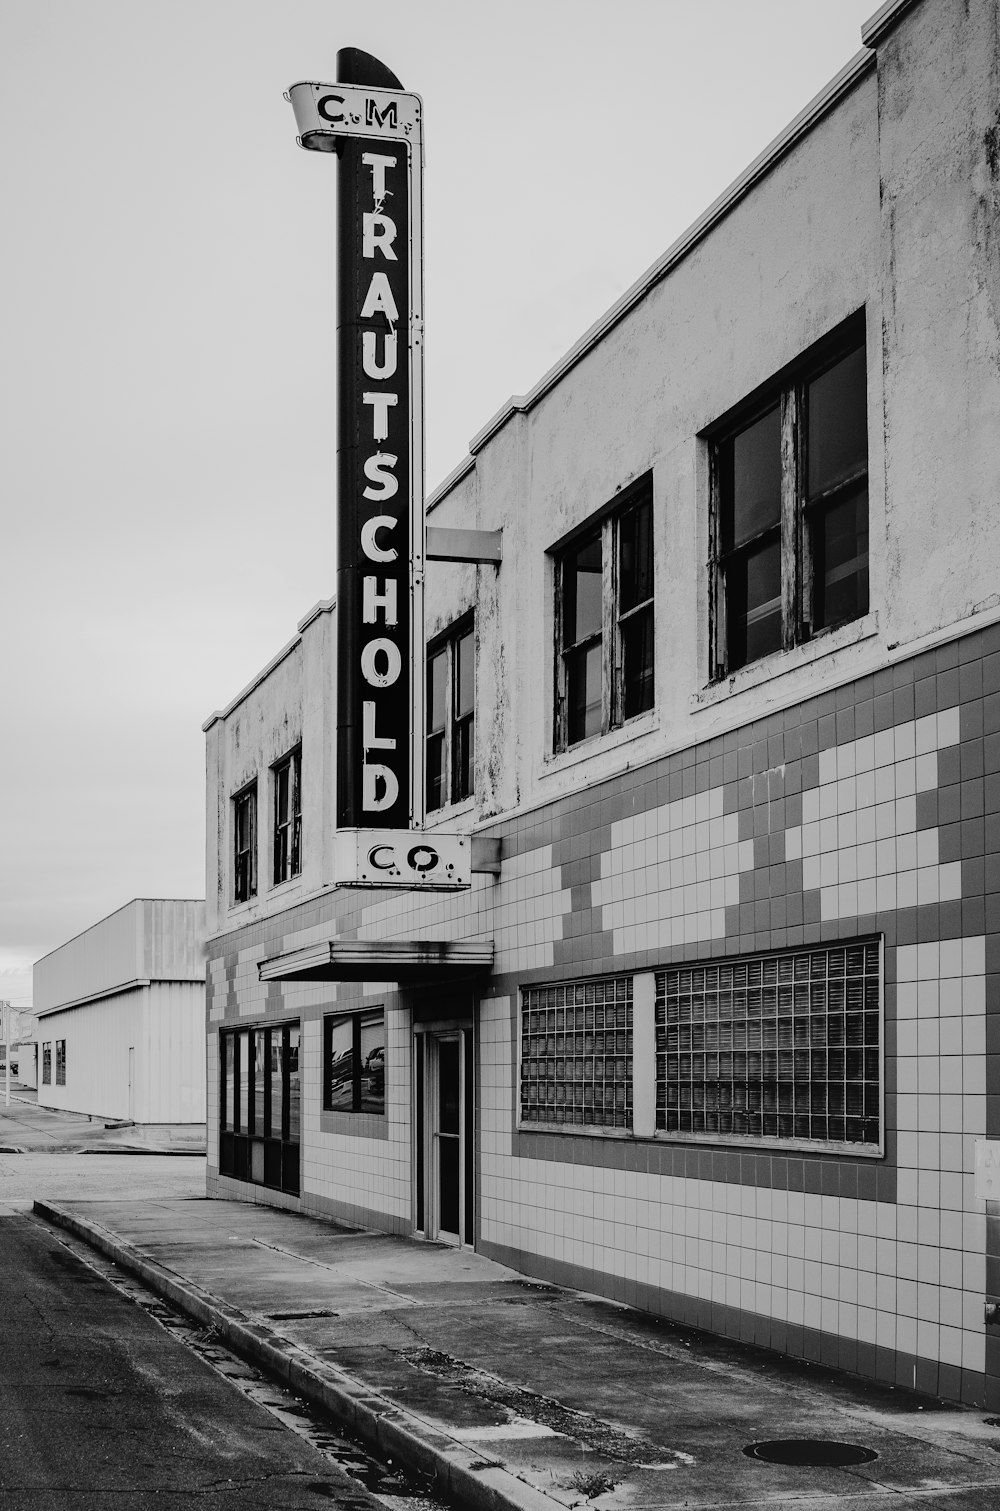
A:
77 1147 208 1157
34 1200 563 1511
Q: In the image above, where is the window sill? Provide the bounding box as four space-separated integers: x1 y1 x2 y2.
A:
654 1130 883 1158
692 612 878 710
542 711 658 780
517 1122 633 1139
228 896 261 922
426 795 477 828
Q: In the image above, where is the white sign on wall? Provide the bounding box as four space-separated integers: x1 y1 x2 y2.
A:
333 828 471 889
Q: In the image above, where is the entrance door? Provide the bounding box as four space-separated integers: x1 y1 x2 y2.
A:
416 1029 468 1244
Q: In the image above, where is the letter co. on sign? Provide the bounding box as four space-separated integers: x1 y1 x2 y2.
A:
333 829 470 889
287 73 425 834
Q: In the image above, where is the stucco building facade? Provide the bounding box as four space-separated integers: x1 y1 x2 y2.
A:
204 0 1000 1407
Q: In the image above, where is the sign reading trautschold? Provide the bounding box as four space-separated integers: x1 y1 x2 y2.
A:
288 55 469 890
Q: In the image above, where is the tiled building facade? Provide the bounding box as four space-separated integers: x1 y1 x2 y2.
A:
204 0 1000 1408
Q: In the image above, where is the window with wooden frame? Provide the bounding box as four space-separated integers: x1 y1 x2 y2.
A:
233 781 257 904
554 477 654 750
426 617 475 813
322 1009 385 1115
272 748 301 886
709 312 868 678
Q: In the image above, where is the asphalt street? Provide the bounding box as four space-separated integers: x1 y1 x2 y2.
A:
0 1210 392 1510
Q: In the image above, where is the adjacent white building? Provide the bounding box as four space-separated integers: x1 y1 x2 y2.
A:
33 899 206 1127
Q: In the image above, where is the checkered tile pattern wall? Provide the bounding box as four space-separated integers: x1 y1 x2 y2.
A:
205 619 1000 1408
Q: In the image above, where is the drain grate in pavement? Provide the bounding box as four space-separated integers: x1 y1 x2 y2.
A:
744 1439 877 1467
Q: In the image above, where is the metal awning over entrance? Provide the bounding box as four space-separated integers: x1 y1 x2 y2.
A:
258 938 494 985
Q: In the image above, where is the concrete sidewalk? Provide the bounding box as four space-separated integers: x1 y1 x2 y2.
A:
36 1196 1000 1511
0 1086 205 1154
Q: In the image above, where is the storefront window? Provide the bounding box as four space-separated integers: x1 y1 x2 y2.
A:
219 1021 300 1194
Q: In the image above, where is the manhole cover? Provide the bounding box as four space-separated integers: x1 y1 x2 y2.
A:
744 1439 878 1467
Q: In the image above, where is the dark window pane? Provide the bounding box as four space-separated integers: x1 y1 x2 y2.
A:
726 537 782 670
454 716 474 801
287 1027 300 1142
813 485 869 630
622 605 654 719
223 1035 235 1132
252 1030 265 1136
808 345 867 497
234 786 256 902
721 406 781 550
564 532 602 645
567 642 602 744
438 1040 461 1135
439 1137 460 1234
426 730 445 811
427 650 447 733
619 496 653 612
237 1031 249 1133
269 1031 284 1139
359 1013 385 1114
455 629 474 717
325 1018 354 1111
274 761 290 884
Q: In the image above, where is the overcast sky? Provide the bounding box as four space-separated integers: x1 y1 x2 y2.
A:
2 0 879 1007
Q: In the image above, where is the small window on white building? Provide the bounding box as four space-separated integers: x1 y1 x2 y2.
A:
426 618 474 813
553 478 654 750
55 1040 66 1086
272 748 301 885
709 312 868 677
42 1042 51 1085
233 782 257 904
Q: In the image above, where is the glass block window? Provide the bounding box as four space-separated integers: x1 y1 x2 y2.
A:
656 939 881 1150
520 977 632 1130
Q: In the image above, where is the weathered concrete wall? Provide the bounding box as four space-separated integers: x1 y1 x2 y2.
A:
428 63 883 823
877 0 1000 646
204 602 334 938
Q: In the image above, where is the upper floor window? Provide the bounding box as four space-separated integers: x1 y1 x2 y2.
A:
233 782 257 904
709 313 868 677
272 748 301 886
554 477 654 749
426 618 474 813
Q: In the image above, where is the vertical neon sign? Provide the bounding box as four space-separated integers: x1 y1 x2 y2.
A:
287 51 425 837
